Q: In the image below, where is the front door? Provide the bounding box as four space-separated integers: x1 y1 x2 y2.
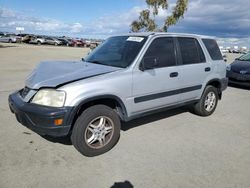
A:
131 37 181 115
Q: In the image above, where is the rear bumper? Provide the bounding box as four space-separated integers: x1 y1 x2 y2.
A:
9 91 74 137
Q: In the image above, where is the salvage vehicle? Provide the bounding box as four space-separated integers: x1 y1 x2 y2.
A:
45 37 62 46
0 31 4 37
71 39 85 47
9 33 228 157
57 38 73 46
17 34 33 43
227 52 250 87
0 34 17 43
29 36 46 45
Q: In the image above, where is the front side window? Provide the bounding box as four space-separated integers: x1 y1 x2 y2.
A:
178 37 206 65
85 36 147 68
202 39 223 60
143 37 176 68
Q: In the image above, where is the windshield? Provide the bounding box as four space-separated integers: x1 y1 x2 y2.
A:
85 36 147 68
238 53 250 61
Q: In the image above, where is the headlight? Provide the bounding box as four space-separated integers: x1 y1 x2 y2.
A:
31 89 66 107
226 65 231 71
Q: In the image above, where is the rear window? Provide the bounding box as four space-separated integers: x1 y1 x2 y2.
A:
177 37 206 65
202 39 223 60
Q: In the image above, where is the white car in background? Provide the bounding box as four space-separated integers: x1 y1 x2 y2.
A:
29 36 46 45
44 37 62 46
0 34 17 43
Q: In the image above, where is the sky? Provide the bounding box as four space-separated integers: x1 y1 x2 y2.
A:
0 0 250 47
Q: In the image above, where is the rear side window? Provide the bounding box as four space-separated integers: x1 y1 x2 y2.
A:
202 39 223 60
143 37 176 68
177 37 206 65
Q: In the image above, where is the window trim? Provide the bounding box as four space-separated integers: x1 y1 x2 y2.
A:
176 37 207 66
139 36 178 70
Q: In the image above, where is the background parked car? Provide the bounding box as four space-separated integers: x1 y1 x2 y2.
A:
17 34 33 43
29 36 46 45
227 52 250 87
84 40 91 47
232 49 240 54
57 38 73 46
0 34 17 43
71 39 85 47
45 37 62 46
0 32 4 37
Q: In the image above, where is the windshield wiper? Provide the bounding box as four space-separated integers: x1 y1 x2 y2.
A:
86 60 124 68
87 60 105 65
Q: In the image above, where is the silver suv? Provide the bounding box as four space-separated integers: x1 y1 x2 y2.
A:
9 33 228 156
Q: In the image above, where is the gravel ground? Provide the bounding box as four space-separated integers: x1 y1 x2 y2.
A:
0 43 249 188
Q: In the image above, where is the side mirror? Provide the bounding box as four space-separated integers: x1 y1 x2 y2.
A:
140 57 158 71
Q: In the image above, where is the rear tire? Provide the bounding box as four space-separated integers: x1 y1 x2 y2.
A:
71 105 121 157
193 86 219 116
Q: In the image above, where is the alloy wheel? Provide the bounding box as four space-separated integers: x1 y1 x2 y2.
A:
204 91 216 112
84 116 114 149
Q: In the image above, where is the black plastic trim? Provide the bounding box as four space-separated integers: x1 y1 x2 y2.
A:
206 78 228 92
220 78 228 91
127 100 199 121
71 95 128 122
134 85 202 103
9 91 74 137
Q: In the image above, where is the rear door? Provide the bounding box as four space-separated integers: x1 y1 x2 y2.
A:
202 38 225 77
176 37 211 102
131 37 181 115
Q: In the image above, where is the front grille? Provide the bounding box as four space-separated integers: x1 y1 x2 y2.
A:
21 87 31 98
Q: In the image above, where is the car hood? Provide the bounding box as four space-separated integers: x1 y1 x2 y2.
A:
25 61 122 89
231 60 250 73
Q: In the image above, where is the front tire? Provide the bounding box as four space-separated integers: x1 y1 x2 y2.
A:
193 86 219 116
71 105 121 157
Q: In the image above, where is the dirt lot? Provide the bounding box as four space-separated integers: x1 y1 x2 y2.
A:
0 43 249 188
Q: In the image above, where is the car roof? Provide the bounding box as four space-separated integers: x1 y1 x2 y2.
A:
117 32 215 39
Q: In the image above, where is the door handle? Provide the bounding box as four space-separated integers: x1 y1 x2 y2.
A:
205 67 211 72
170 72 178 78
